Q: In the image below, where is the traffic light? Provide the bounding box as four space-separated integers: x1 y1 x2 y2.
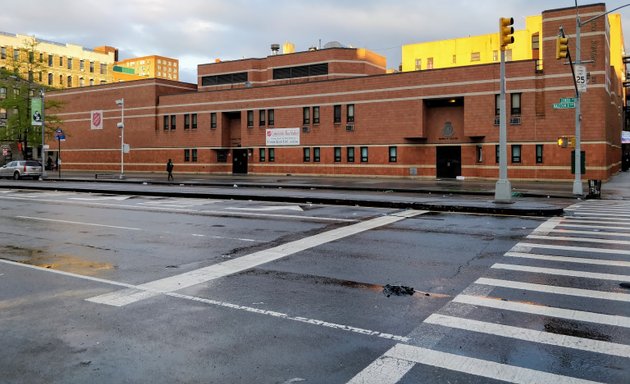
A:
500 17 515 50
556 36 569 59
557 136 568 148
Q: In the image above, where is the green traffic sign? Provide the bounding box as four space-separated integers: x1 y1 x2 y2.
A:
559 97 576 103
553 102 575 109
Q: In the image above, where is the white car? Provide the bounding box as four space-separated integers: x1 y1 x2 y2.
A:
0 160 43 180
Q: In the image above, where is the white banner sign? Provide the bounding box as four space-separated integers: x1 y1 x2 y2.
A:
266 128 300 146
575 65 587 93
91 110 103 130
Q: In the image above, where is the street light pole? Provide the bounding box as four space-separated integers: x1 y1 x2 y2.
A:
40 88 46 179
115 98 124 179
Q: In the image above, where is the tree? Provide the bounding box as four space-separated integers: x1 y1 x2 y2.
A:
0 37 63 160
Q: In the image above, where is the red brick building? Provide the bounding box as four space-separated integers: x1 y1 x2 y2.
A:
47 4 624 181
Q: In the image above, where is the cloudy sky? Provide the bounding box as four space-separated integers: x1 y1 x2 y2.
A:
2 0 630 83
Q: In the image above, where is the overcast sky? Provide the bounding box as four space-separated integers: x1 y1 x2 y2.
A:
2 0 630 83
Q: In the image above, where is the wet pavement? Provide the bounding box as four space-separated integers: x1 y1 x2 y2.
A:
9 170 629 216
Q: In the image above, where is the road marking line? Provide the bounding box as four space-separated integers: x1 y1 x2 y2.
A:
527 234 630 246
547 228 630 238
453 294 630 328
505 251 630 268
87 210 427 306
425 313 630 357
475 277 630 302
348 343 602 384
16 215 141 231
515 242 630 255
530 217 561 235
0 258 409 343
558 223 630 231
166 292 409 343
227 205 304 212
492 263 630 282
569 212 630 218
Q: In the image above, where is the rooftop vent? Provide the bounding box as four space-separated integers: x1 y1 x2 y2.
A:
271 44 280 55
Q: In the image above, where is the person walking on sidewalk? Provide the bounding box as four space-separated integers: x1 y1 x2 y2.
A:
166 159 174 181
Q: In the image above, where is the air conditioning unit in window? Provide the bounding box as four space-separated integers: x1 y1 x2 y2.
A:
302 126 310 133
510 116 521 125
345 124 354 131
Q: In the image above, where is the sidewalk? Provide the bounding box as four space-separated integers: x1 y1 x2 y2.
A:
7 170 629 216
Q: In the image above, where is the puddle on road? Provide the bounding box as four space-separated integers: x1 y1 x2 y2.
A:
0 245 114 276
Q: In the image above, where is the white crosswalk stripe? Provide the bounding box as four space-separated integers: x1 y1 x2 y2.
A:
349 200 630 383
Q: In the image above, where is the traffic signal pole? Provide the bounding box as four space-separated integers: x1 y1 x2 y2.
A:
573 19 583 196
494 17 514 202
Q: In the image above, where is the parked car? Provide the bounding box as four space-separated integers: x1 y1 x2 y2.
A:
0 160 43 180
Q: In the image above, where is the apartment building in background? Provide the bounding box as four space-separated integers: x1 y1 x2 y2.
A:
113 55 179 82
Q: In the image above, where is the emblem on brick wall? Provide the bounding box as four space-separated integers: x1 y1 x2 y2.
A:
442 121 454 138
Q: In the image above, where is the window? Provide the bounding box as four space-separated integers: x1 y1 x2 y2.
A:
59 56 63 66
67 75 72 87
303 147 311 162
259 148 266 162
217 150 228 163
59 74 63 86
347 104 355 123
184 149 190 162
247 110 254 127
471 52 481 62
13 49 19 61
201 72 248 86
100 63 107 74
47 73 53 86
334 147 341 162
536 144 543 164
495 94 500 116
313 147 320 162
192 113 197 129
0 47 5 59
272 63 328 80
67 58 72 70
452 55 457 64
511 93 521 115
493 50 498 61
170 115 176 130
333 105 342 124
476 145 483 163
415 58 421 70
269 148 275 162
313 106 320 124
268 109 275 126
80 60 85 71
163 115 169 130
13 88 19 97
90 61 94 73
47 54 52 66
532 33 540 50
495 145 500 164
259 110 266 126
302 107 310 125
192 149 198 162
184 114 190 129
0 108 6 119
210 112 217 129
0 87 6 99
89 79 94 86
389 146 397 162
511 144 522 163
360 146 368 163
427 57 434 70
347 147 355 162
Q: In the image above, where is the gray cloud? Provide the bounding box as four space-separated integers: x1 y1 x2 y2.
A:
2 0 629 83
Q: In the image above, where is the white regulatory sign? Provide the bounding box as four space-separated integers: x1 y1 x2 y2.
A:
575 65 587 93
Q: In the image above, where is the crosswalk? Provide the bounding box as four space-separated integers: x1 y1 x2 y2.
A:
349 200 630 383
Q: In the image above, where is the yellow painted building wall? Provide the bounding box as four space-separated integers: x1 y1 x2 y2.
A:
0 32 115 88
115 55 179 81
402 16 542 71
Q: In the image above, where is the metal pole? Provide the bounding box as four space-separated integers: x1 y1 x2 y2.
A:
494 48 512 202
40 89 46 179
121 100 124 178
57 136 61 179
573 17 583 195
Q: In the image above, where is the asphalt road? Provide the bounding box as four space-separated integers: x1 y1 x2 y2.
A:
0 190 629 383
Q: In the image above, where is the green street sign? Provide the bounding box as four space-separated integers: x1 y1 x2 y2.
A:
559 97 576 103
553 102 575 109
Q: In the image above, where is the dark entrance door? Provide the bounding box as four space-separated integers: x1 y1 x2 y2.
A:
436 146 461 179
232 149 248 174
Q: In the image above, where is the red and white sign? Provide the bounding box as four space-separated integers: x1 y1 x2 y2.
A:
91 110 103 130
265 128 300 146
